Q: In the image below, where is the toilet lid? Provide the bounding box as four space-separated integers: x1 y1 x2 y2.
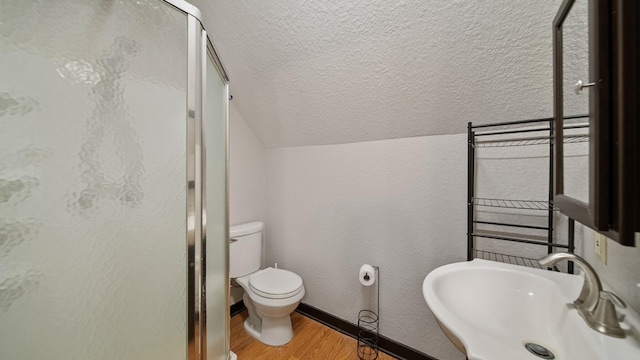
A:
249 268 303 299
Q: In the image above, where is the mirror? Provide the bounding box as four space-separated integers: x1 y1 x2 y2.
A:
553 0 612 231
561 0 589 204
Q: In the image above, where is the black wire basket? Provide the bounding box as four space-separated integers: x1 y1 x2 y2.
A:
357 309 379 360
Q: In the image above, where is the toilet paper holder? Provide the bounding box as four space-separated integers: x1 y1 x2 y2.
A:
357 265 379 360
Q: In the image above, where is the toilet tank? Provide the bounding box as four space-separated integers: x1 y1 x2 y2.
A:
229 221 264 278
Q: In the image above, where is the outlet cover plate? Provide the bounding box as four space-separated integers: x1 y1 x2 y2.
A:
595 233 608 265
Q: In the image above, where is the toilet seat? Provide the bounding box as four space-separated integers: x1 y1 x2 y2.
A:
249 268 303 299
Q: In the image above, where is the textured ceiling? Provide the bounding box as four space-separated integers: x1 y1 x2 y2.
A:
190 0 562 148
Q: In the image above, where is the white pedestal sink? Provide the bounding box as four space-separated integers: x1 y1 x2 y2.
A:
423 259 640 360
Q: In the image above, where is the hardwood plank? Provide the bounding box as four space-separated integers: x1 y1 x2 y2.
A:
231 310 397 360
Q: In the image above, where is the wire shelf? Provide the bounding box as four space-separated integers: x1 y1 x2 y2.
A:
473 229 547 242
474 197 555 211
473 249 547 269
475 134 588 148
472 230 571 249
563 134 590 144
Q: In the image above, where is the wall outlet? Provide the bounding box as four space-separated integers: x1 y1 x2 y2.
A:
594 233 608 265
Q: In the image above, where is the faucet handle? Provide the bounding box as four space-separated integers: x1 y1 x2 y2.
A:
601 291 627 309
589 291 627 338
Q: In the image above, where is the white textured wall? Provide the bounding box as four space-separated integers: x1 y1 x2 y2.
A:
229 102 266 226
266 135 467 360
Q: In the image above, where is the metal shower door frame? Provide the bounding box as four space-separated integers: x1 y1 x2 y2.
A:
163 1 230 360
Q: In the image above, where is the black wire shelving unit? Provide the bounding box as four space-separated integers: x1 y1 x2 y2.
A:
467 116 586 273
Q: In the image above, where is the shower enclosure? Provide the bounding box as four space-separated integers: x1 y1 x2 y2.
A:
0 1 229 359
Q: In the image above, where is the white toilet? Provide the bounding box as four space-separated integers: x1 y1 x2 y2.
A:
230 221 305 346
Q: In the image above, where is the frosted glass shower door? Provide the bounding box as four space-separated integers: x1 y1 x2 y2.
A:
0 1 188 359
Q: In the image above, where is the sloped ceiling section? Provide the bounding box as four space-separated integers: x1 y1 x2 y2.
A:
191 0 561 148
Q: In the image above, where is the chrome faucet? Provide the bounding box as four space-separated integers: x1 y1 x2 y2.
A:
538 252 627 338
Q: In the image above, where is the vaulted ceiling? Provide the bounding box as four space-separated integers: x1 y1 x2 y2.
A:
190 0 562 148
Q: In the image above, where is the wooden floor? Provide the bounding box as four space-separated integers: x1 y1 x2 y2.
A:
231 310 397 360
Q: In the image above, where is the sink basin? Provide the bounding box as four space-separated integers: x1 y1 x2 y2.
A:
423 259 640 360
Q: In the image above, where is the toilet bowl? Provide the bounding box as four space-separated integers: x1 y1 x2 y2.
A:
230 221 305 346
235 267 304 346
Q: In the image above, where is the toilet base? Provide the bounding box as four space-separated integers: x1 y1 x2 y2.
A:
244 314 294 346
